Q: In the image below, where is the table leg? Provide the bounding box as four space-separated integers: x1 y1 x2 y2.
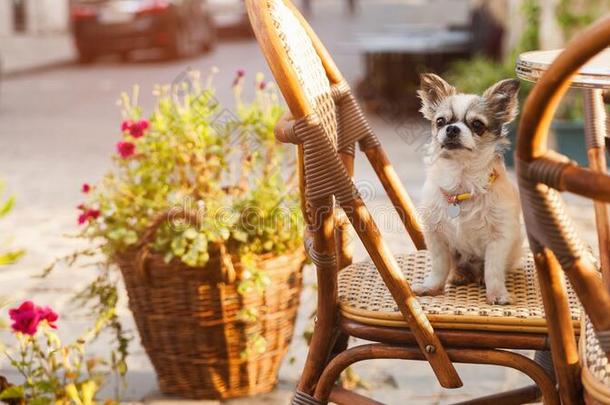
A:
583 88 610 291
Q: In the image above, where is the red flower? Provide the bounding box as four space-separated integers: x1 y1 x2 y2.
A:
81 183 91 193
121 119 149 138
121 120 133 132
117 141 135 158
129 120 149 138
9 301 58 336
78 207 100 225
38 306 58 329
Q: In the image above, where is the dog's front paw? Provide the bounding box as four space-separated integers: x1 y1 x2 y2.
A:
486 289 512 305
412 283 444 297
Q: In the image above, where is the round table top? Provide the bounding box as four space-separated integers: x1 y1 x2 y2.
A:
516 48 610 89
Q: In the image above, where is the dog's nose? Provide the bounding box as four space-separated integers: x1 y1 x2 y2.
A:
446 125 460 139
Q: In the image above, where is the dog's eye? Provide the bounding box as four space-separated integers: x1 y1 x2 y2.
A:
435 117 446 127
471 120 486 135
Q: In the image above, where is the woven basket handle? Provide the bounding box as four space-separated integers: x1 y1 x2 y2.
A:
134 208 236 284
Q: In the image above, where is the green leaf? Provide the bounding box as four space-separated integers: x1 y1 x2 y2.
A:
0 195 14 218
0 249 25 266
0 385 24 400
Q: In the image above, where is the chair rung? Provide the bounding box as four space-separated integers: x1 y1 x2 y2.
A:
329 386 384 405
452 385 541 405
292 390 326 405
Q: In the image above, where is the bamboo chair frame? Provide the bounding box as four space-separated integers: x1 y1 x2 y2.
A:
516 16 610 405
246 1 558 403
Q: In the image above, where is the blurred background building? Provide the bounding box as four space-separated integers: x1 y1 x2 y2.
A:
1 0 69 34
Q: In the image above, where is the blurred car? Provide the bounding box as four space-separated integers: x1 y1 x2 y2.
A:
69 0 217 63
207 0 247 30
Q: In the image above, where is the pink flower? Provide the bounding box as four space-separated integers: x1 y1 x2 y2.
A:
259 81 267 90
121 119 149 138
38 306 58 329
81 183 91 193
117 141 135 158
77 206 101 225
121 120 133 132
129 120 149 138
237 69 245 77
9 301 58 336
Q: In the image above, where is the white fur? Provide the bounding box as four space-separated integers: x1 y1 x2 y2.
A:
414 78 523 305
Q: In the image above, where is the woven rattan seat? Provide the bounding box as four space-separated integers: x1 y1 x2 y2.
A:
581 317 610 402
339 251 581 333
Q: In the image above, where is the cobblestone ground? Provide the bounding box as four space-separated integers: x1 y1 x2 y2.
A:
0 1 599 404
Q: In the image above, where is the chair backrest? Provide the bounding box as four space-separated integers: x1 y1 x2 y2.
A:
246 0 462 389
516 14 610 402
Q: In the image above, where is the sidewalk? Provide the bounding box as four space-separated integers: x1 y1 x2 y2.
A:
0 34 74 77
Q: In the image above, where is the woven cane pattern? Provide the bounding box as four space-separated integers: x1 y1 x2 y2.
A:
293 115 357 203
523 153 575 191
267 0 337 146
331 81 381 154
304 233 337 268
584 89 607 149
583 317 610 387
517 166 586 270
338 251 581 332
292 391 326 405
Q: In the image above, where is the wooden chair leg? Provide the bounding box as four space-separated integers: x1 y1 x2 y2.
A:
583 88 610 291
533 248 582 404
297 198 339 395
312 344 559 405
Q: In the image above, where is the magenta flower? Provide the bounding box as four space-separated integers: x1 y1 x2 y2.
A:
129 120 149 138
121 119 149 138
9 301 58 336
121 120 132 132
77 206 101 225
117 141 135 158
38 306 58 329
259 81 267 90
237 69 245 77
81 183 91 193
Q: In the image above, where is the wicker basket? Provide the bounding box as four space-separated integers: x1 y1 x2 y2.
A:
115 212 306 399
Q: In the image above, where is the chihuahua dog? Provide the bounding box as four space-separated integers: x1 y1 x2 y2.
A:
413 73 523 305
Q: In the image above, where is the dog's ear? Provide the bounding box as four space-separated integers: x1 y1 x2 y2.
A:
417 73 456 120
483 79 520 124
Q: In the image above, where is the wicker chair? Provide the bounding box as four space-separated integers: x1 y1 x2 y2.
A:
516 17 610 405
246 1 579 403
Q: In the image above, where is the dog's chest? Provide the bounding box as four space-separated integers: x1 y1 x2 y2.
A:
441 196 497 255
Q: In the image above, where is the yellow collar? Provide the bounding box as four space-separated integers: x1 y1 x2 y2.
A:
441 170 498 205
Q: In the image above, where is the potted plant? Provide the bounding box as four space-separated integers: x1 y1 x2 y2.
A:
76 69 306 399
